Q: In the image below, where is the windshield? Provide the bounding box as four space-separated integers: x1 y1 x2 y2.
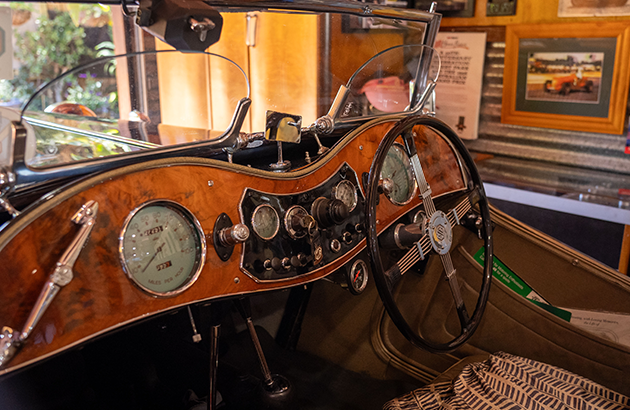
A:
21 50 249 167
7 5 435 169
339 44 440 119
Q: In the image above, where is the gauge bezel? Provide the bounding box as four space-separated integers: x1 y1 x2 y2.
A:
251 203 280 240
347 259 369 295
332 180 358 212
381 143 418 206
284 205 310 239
119 199 207 298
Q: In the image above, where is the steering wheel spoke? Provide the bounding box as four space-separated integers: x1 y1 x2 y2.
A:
367 116 493 354
384 235 431 290
439 252 471 328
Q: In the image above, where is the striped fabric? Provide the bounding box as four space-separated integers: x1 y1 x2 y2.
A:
383 352 630 410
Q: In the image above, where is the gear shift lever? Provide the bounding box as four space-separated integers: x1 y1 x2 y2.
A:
233 297 292 406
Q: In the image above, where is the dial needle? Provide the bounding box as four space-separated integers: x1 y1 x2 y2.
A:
142 242 165 273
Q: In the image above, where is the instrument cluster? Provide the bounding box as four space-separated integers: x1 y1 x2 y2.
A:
239 163 365 281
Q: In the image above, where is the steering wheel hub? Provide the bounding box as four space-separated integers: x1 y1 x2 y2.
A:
428 211 452 255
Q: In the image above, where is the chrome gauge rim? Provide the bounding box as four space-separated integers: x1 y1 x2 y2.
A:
251 203 280 240
119 200 206 298
332 180 358 212
380 143 418 206
284 205 309 239
349 259 369 294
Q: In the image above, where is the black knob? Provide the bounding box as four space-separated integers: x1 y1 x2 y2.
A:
271 257 282 271
311 197 349 228
342 231 353 244
355 223 365 233
297 253 308 265
290 256 301 268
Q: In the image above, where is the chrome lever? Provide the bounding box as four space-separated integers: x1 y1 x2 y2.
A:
0 200 98 368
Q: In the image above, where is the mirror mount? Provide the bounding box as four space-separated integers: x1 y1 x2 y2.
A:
265 111 302 172
136 0 223 51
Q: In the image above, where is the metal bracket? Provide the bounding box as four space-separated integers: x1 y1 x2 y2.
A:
0 200 98 368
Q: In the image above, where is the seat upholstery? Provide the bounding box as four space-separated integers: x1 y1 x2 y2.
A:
383 352 630 410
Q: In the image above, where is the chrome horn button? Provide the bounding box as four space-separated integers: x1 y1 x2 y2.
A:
428 211 453 255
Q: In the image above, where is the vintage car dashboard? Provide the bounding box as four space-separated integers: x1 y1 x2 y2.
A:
0 117 467 375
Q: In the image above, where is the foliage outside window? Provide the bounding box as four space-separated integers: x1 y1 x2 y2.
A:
0 3 117 117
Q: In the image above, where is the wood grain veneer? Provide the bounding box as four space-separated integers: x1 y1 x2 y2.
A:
0 119 465 375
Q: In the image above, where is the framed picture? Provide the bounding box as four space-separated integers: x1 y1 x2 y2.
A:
487 0 517 16
415 0 475 17
502 23 630 135
558 0 630 18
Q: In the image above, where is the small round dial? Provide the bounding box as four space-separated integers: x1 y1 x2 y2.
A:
380 143 417 205
119 201 206 297
347 259 369 295
332 180 358 212
251 204 280 240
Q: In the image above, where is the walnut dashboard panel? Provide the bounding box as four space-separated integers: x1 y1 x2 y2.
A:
0 120 465 374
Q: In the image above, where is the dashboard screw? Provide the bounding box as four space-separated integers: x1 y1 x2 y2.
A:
208 180 214 187
234 277 240 284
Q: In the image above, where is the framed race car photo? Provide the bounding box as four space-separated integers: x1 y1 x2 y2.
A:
501 22 630 134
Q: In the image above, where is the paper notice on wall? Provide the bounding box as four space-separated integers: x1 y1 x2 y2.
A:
0 8 13 80
434 32 486 140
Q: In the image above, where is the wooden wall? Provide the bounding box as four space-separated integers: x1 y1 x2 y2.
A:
440 0 630 27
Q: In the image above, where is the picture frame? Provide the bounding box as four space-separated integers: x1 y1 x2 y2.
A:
415 0 475 17
501 23 630 135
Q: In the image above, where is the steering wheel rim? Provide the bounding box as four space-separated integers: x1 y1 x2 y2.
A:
366 115 493 354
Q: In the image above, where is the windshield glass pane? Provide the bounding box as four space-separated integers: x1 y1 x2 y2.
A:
22 51 249 168
340 44 440 119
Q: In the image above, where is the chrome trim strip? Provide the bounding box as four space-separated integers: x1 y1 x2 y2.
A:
24 117 159 150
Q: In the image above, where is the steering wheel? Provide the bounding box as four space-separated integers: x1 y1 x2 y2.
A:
366 115 493 354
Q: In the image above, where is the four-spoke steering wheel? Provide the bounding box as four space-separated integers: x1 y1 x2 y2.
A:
366 116 493 354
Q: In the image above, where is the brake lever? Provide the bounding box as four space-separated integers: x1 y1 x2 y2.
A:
0 200 98 368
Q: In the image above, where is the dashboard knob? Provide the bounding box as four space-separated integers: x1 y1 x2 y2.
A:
378 178 394 196
330 239 341 253
281 257 292 270
218 223 250 247
285 205 317 239
342 231 353 244
271 257 282 271
311 197 349 228
297 253 308 265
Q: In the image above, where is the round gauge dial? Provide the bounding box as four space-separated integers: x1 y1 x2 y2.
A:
380 143 417 205
251 204 280 240
332 180 358 212
347 259 369 295
119 201 206 297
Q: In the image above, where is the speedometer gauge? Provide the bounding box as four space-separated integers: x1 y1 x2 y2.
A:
380 143 417 205
119 200 206 297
